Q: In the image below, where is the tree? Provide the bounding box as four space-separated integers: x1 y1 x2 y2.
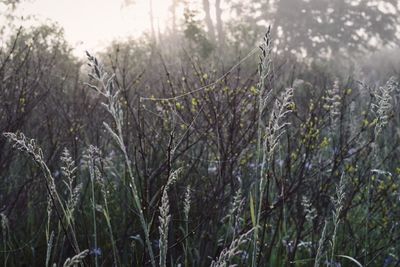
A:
202 0 216 42
0 0 20 7
229 0 400 58
215 0 224 45
183 5 214 58
201 0 225 47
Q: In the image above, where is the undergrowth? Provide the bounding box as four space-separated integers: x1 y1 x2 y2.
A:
1 29 400 267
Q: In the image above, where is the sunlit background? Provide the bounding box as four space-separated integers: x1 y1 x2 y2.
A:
4 0 399 59
13 0 175 55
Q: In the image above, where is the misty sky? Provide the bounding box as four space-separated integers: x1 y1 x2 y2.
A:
13 0 172 55
4 0 399 58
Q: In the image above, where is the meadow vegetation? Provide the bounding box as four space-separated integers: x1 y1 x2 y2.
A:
1 1 400 266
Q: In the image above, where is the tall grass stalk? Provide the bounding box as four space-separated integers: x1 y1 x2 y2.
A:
159 187 170 267
326 79 341 131
228 186 244 243
252 27 294 266
159 168 180 267
331 172 346 262
183 185 191 267
252 27 273 267
45 231 55 267
254 85 293 265
46 190 53 252
364 77 396 264
85 52 156 266
62 249 89 267
314 220 328 267
3 132 81 254
61 148 81 240
211 228 253 267
87 146 99 267
1 213 9 267
98 167 119 266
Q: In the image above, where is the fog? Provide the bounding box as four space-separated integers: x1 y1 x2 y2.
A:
3 0 400 61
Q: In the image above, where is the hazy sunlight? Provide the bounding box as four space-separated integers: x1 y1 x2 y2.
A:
15 0 172 55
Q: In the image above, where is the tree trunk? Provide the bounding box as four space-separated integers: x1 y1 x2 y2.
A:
215 0 224 46
202 0 216 42
149 0 157 43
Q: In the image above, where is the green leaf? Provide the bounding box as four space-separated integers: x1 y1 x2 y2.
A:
250 192 256 227
337 255 363 267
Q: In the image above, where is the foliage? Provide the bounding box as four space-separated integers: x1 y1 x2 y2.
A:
229 0 400 57
183 6 214 58
1 10 400 267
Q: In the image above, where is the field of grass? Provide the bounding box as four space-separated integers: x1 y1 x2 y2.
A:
1 22 400 267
